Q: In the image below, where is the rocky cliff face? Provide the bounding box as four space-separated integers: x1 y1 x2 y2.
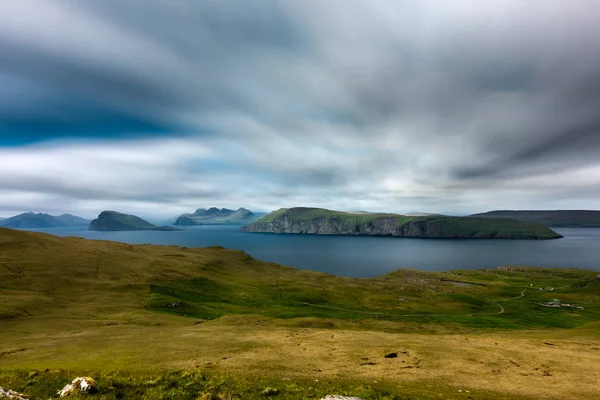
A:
245 215 399 235
241 208 563 239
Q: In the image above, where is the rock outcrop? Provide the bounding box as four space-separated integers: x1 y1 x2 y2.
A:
241 208 563 239
57 377 97 397
0 387 29 400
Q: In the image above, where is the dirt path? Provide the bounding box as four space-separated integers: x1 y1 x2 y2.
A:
297 290 526 319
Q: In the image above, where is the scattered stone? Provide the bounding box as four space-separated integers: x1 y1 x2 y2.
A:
262 387 279 396
384 352 398 358
0 387 30 400
160 301 186 309
57 377 98 397
321 397 365 400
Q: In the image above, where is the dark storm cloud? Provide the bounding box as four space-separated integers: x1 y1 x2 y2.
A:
0 0 306 144
0 36 184 143
1 0 600 216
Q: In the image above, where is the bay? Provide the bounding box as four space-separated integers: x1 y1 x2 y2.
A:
24 226 600 277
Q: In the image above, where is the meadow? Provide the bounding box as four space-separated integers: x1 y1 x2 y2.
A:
1 227 599 399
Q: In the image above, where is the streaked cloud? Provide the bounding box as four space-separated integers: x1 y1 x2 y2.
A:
1 0 599 217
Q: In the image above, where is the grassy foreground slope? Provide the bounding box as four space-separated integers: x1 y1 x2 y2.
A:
1 228 599 399
242 207 563 239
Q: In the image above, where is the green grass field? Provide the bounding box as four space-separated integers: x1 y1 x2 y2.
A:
1 227 599 399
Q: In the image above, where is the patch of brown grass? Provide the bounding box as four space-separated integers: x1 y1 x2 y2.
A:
1 318 599 399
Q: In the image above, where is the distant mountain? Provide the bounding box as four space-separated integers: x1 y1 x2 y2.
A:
54 214 91 226
470 210 600 227
0 212 90 229
242 207 562 239
174 207 262 226
89 211 180 231
163 214 183 226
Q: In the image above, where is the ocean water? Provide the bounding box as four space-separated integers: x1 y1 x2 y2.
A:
25 226 600 278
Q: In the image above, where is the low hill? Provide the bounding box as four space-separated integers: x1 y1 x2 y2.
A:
470 210 600 227
174 207 261 226
0 212 90 229
89 211 180 231
0 228 599 399
242 207 563 239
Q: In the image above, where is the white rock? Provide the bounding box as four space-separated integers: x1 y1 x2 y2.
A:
57 377 97 397
0 387 30 400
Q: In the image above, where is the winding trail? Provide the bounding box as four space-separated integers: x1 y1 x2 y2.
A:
296 290 526 319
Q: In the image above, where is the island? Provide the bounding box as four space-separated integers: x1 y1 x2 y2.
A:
241 207 563 239
89 211 181 231
174 207 262 226
0 212 90 229
470 210 600 227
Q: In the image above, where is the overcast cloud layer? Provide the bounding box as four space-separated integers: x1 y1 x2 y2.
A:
1 0 600 218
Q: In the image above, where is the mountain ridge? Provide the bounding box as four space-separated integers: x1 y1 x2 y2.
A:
0 212 90 229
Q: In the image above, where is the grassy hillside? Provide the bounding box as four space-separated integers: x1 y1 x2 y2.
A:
1 227 599 399
89 210 159 231
257 207 406 224
243 207 563 239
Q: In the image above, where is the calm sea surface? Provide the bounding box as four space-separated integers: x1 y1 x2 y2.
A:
25 226 600 277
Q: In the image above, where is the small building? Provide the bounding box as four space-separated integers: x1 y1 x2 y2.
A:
547 299 561 306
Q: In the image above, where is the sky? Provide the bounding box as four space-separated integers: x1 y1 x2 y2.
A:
1 0 600 219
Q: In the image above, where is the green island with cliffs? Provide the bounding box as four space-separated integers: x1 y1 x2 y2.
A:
241 207 563 239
